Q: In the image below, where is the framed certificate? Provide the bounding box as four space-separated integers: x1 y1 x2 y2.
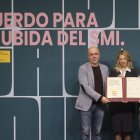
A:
106 77 140 102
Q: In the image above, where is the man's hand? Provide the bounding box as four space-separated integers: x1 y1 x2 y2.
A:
101 96 110 104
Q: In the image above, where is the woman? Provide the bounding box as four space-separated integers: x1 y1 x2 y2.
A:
110 50 138 140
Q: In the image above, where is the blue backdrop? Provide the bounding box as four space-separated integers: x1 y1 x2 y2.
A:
0 0 140 140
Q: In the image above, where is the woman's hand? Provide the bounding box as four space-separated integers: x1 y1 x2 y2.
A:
122 100 128 103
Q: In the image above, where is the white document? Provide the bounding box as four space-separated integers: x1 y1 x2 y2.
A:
126 77 140 98
107 77 123 98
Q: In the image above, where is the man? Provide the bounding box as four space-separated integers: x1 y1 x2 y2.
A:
75 46 110 140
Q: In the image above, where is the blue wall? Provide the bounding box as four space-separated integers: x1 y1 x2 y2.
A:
0 0 140 140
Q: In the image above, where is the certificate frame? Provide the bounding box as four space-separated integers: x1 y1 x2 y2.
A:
106 77 140 102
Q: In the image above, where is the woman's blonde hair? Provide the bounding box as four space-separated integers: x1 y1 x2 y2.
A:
115 50 133 70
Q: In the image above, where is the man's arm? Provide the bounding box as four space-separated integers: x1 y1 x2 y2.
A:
78 66 102 102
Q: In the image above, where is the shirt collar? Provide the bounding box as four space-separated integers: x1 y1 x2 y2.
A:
125 67 131 72
116 67 131 73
